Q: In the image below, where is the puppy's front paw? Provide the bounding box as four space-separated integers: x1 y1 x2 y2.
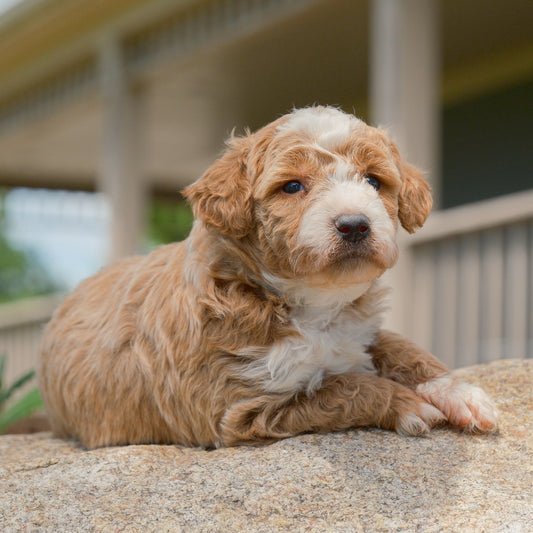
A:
391 388 446 436
416 376 499 434
396 401 446 437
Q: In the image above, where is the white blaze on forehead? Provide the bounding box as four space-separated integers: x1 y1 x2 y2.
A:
278 107 364 151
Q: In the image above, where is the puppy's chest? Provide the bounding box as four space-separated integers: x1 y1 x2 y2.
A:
291 306 378 366
245 303 381 394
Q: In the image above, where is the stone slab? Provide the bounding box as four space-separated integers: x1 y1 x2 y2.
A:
1 359 532 532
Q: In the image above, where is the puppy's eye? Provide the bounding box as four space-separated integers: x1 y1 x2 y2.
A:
365 174 381 191
282 181 304 194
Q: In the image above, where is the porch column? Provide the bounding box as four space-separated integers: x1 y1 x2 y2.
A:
99 35 147 262
369 0 440 337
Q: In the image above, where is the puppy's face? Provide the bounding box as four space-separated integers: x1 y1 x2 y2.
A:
185 107 432 295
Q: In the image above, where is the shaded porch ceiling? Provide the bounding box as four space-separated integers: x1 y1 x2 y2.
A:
0 0 531 194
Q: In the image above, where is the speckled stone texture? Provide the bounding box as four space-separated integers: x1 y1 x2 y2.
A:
1 359 531 532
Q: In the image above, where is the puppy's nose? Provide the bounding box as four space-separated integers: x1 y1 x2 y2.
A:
334 214 371 243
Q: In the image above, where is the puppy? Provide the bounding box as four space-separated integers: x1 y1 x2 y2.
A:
39 107 499 448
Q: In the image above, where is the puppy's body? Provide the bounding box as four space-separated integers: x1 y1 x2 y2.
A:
40 107 498 448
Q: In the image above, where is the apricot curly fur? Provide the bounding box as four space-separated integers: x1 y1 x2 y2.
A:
39 107 498 448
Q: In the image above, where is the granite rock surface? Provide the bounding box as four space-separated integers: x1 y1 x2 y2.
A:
1 359 531 532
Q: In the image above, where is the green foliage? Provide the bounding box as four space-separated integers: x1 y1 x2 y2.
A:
0 355 44 434
148 199 194 246
0 233 57 303
0 189 57 303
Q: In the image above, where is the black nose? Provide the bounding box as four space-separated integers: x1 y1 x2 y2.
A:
334 214 371 243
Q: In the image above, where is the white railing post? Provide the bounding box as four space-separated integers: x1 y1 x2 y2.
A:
503 222 529 359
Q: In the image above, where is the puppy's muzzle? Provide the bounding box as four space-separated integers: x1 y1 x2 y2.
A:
334 214 371 243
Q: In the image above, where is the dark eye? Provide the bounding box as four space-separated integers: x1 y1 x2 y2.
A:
365 174 381 191
282 181 304 194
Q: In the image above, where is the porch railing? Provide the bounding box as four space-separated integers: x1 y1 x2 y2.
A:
0 293 64 388
402 189 533 368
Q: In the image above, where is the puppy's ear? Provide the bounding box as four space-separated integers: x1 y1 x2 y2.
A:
183 135 252 238
393 144 433 233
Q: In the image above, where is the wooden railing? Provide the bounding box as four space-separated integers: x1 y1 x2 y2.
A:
0 293 64 387
399 189 533 368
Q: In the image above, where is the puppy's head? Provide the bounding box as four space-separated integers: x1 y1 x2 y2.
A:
184 107 432 297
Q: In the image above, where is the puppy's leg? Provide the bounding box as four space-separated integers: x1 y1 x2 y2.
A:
369 330 499 433
220 373 445 446
368 329 449 386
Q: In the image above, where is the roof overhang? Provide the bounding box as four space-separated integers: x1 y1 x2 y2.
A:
0 0 532 193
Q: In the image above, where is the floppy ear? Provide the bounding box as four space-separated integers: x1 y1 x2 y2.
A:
183 135 253 238
393 146 433 233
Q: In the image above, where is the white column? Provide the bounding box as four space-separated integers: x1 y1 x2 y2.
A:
370 0 440 195
99 35 147 262
369 0 440 338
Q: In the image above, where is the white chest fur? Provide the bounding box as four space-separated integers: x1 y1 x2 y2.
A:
239 290 383 394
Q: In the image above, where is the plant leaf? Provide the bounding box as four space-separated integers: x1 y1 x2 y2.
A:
0 387 44 434
0 369 36 405
0 354 5 394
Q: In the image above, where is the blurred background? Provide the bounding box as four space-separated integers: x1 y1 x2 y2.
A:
0 0 531 411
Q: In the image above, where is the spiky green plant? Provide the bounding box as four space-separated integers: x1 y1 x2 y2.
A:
0 355 44 434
